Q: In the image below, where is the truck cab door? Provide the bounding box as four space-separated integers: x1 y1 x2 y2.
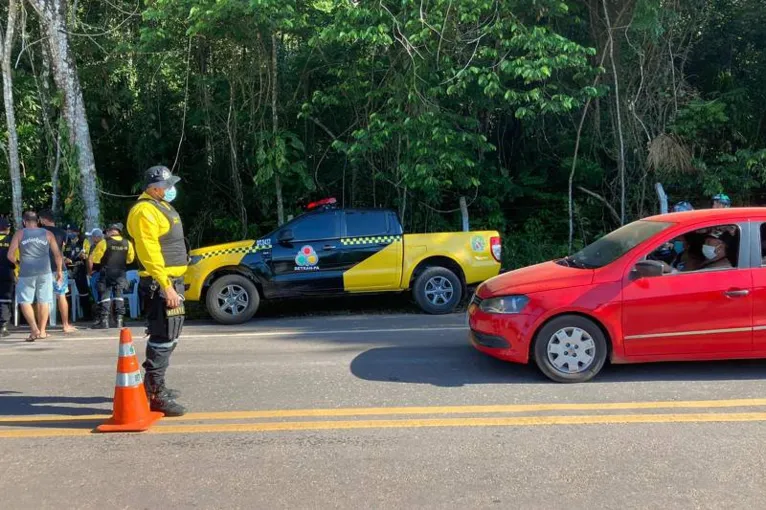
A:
268 211 344 296
341 210 403 291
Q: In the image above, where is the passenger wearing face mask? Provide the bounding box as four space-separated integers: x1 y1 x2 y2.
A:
127 165 188 417
671 235 704 272
699 234 732 270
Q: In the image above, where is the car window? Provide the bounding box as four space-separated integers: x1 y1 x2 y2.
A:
647 224 740 273
565 220 672 269
760 223 766 266
345 211 389 238
287 212 339 241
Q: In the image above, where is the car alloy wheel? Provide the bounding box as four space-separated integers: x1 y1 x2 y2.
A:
424 276 454 306
216 284 250 316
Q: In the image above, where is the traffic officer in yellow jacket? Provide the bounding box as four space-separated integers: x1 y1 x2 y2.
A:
90 223 135 330
127 166 188 417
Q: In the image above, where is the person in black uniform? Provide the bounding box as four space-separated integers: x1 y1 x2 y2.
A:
65 226 92 320
0 217 14 336
90 223 135 329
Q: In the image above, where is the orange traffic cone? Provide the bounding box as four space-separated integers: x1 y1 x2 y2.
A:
97 328 164 432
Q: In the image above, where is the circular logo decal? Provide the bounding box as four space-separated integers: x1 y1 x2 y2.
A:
295 245 319 268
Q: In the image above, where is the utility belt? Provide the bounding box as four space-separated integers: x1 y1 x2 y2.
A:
140 276 186 341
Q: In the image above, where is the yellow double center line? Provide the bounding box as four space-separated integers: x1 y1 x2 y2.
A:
3 398 766 438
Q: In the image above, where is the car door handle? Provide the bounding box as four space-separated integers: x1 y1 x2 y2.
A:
323 245 337 250
724 289 750 298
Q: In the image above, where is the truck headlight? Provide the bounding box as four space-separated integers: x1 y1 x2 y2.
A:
479 295 529 314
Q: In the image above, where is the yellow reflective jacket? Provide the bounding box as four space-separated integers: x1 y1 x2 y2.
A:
126 192 187 289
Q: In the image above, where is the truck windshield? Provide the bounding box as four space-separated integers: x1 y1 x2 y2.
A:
563 220 673 269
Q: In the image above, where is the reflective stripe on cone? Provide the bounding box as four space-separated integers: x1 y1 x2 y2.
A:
115 370 142 388
118 343 136 357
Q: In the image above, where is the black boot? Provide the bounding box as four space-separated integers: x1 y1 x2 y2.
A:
145 381 181 400
0 324 9 337
115 316 124 329
149 393 187 417
90 318 110 330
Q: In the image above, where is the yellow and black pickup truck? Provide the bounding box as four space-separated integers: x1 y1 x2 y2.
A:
185 199 501 324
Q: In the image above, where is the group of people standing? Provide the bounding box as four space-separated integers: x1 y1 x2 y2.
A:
0 165 190 417
0 210 136 340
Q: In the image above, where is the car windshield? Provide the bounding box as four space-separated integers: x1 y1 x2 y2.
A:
563 220 673 269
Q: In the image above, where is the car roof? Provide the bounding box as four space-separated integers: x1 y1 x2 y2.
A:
644 207 766 223
303 207 392 215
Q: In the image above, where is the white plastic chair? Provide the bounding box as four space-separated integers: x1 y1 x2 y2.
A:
125 270 140 319
14 298 56 327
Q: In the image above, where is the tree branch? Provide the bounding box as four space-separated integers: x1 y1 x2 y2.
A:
577 186 621 224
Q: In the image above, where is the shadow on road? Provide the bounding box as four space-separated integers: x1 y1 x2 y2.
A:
0 393 111 417
350 346 544 387
598 358 766 383
0 393 112 430
350 346 766 386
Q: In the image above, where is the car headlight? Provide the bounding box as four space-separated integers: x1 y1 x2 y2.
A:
189 255 203 266
479 295 529 314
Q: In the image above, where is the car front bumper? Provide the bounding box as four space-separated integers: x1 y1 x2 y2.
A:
467 302 532 364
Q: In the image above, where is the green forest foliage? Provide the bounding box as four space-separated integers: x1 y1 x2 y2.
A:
2 0 765 268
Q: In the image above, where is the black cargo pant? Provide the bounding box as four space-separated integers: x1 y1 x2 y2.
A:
0 278 13 325
97 271 127 321
140 277 185 393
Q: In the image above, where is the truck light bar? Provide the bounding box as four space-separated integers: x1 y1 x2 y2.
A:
306 197 337 210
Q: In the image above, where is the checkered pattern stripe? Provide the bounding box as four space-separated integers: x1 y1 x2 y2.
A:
341 235 402 246
199 244 270 260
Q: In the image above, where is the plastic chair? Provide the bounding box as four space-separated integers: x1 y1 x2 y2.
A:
125 270 140 319
14 297 56 327
68 278 88 322
89 273 100 301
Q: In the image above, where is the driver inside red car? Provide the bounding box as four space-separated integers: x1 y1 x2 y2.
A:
699 234 732 270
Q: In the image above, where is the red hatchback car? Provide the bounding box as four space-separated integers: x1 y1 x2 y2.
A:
469 208 766 382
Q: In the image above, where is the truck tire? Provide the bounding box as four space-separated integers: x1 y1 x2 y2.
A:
206 274 260 325
413 266 463 315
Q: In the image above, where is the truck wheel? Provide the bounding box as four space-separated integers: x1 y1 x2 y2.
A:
206 274 260 325
413 267 463 315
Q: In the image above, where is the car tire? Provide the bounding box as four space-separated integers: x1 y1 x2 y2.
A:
205 274 260 325
413 266 463 315
533 315 608 383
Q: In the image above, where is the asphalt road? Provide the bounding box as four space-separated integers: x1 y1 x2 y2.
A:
3 314 766 509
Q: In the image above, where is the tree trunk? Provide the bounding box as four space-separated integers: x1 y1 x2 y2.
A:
271 32 284 226
602 0 627 225
351 165 357 207
36 22 60 216
29 0 100 229
1 0 23 227
227 83 247 238
51 132 61 215
459 196 469 232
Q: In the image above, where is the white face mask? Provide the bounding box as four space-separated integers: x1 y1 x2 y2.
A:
702 245 717 260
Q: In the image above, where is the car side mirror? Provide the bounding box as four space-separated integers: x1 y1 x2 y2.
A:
632 260 664 279
277 229 294 244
